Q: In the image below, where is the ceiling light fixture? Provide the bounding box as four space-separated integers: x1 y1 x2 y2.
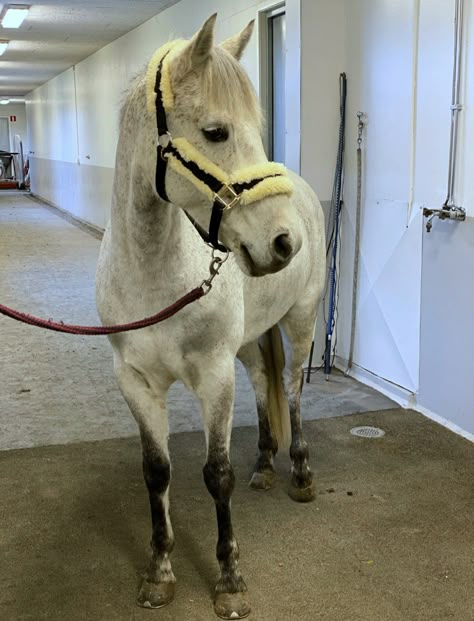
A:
0 39 9 55
0 99 11 105
1 5 30 29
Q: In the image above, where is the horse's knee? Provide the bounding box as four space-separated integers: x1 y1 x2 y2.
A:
143 458 170 494
142 442 171 494
203 455 235 502
141 442 174 555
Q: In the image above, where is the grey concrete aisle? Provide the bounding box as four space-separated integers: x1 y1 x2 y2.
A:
1 409 473 621
0 194 395 450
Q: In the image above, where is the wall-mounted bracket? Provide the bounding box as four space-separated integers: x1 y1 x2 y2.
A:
422 205 466 232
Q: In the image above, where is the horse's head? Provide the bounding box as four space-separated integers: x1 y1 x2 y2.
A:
149 14 303 276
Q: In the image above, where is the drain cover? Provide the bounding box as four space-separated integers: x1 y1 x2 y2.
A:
350 426 385 438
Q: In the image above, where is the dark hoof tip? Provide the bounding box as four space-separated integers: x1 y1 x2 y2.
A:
214 592 251 619
249 469 275 491
288 482 316 503
137 580 175 609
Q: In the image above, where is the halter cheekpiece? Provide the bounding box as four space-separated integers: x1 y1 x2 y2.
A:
147 40 294 252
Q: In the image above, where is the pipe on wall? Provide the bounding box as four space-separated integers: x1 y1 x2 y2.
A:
407 0 420 224
445 0 464 208
423 0 466 231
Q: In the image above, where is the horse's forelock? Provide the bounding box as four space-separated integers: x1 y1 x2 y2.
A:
201 47 263 131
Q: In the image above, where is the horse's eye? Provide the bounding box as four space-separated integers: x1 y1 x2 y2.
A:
202 126 229 142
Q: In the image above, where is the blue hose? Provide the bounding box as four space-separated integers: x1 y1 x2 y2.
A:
324 73 347 377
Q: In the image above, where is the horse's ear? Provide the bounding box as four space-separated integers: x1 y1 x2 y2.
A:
173 13 217 78
220 20 255 60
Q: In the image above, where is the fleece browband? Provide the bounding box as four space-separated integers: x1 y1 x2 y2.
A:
147 40 293 251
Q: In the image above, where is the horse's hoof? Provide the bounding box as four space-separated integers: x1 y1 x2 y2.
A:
249 468 275 490
288 481 316 503
137 579 175 609
213 592 251 620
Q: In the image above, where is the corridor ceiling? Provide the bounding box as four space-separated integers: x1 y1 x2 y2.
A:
0 0 181 99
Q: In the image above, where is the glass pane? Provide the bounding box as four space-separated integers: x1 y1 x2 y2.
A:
272 13 286 163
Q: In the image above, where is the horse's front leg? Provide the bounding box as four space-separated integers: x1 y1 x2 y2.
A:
195 360 251 620
114 361 176 609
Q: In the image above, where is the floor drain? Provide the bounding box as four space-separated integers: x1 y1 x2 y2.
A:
350 426 385 438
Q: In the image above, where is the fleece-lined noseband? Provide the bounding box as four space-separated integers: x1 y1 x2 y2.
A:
147 40 293 252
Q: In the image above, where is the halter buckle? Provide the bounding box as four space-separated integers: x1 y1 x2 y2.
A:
215 184 240 210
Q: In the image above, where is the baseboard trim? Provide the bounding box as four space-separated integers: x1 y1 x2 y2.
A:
334 356 473 442
412 404 474 443
334 356 416 407
29 193 105 240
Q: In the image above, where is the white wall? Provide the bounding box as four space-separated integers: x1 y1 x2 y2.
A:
332 0 473 437
27 69 77 163
415 0 474 437
300 0 346 202
0 102 28 154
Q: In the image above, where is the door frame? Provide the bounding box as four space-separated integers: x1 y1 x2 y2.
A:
258 3 286 159
258 0 301 172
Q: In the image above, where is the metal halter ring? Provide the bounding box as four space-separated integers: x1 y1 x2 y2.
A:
214 184 240 210
200 247 230 295
158 131 172 148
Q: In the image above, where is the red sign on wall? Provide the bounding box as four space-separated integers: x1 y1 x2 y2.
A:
10 115 16 122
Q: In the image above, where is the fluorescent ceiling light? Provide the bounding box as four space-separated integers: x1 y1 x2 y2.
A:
1 5 30 29
0 40 9 55
0 99 10 105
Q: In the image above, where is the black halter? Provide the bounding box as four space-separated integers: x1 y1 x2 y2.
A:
153 53 285 253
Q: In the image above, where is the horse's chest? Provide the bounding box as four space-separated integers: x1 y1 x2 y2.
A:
117 299 242 388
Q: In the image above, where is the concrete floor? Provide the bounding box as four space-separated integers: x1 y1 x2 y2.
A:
1 409 473 621
1 194 473 620
0 194 395 450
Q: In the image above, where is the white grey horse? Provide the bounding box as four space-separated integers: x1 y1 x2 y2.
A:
96 14 325 620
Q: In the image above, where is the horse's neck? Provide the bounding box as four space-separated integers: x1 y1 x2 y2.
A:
110 161 181 270
109 79 186 275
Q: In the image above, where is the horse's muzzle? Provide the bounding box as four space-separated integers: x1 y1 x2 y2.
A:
240 231 302 277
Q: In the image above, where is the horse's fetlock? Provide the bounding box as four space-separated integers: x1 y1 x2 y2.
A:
255 452 275 473
290 439 309 463
217 537 239 564
258 436 278 455
151 531 175 556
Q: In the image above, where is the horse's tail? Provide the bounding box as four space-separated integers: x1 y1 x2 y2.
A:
259 325 291 450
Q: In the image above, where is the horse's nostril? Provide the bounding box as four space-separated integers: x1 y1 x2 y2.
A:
273 233 293 261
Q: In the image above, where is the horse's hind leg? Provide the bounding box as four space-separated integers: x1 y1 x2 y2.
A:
238 342 278 490
280 306 318 503
194 356 251 620
114 361 176 609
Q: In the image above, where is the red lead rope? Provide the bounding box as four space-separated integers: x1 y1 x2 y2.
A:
0 287 205 335
0 246 228 336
